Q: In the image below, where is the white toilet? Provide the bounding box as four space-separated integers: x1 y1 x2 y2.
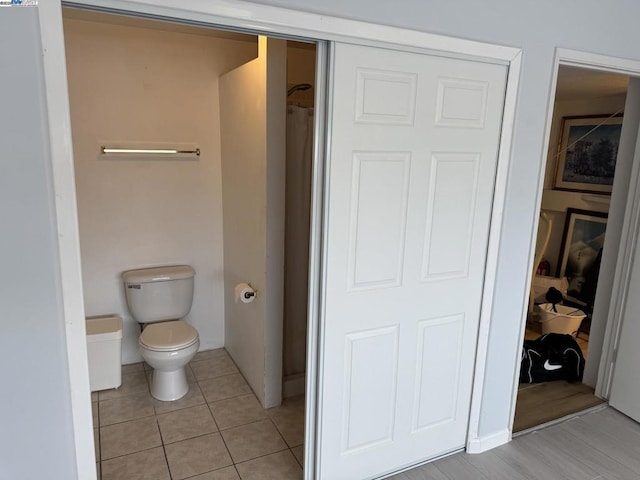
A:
122 265 200 401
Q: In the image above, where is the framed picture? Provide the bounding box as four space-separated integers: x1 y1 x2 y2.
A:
554 114 623 194
557 208 608 307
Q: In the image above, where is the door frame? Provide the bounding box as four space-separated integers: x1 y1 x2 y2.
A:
39 1 521 478
510 48 640 431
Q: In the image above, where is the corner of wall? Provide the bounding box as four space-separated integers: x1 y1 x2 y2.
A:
466 428 511 454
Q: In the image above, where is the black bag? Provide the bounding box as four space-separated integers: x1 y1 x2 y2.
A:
520 333 585 383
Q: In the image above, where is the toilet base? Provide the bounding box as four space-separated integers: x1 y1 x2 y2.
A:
150 368 189 401
139 335 199 402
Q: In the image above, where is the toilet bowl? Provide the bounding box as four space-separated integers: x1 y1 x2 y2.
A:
139 320 199 401
122 265 200 402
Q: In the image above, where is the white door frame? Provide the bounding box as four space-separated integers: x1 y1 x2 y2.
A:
510 48 640 432
39 1 521 478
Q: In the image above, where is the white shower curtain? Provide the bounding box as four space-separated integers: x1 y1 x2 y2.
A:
284 105 314 378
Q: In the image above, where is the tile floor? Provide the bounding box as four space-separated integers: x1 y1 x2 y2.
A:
92 349 304 480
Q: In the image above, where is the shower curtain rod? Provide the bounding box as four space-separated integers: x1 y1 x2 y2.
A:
287 83 312 96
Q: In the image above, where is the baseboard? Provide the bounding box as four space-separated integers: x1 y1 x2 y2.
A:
466 428 510 454
283 372 306 398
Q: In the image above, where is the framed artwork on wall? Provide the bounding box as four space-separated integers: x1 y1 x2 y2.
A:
554 114 623 194
557 208 608 307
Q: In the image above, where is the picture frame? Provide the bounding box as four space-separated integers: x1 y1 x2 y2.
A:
554 114 623 194
557 208 608 307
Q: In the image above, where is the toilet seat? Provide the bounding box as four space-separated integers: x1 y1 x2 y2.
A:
139 320 199 352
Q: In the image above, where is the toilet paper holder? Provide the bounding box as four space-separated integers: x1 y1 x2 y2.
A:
243 289 256 300
234 282 258 304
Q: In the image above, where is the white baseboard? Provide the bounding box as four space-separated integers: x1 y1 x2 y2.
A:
283 372 305 398
466 428 510 454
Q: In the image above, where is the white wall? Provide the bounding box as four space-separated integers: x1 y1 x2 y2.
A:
540 94 626 275
64 18 256 363
243 0 640 440
0 9 78 479
244 0 640 438
265 38 288 404
607 79 640 411
586 78 640 385
220 37 287 408
21 2 640 472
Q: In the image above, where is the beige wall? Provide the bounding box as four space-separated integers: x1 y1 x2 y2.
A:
287 43 316 85
284 43 316 381
64 17 257 363
286 42 316 108
220 37 287 408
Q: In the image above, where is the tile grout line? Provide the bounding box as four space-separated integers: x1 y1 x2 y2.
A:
96 351 304 479
149 359 173 480
156 411 175 480
232 445 293 467
269 416 301 450
213 412 239 470
100 444 163 462
289 446 303 468
192 355 302 475
96 396 102 479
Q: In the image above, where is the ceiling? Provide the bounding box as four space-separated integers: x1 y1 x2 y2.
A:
555 65 629 101
62 7 258 43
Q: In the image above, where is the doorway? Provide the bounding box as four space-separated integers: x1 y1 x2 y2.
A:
42 1 524 478
62 7 316 478
514 64 634 432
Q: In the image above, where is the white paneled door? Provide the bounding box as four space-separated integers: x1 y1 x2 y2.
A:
609 202 640 422
318 43 507 479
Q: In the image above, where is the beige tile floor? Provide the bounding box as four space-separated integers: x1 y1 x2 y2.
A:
92 349 304 480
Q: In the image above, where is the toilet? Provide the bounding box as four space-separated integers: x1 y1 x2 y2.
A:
122 265 200 401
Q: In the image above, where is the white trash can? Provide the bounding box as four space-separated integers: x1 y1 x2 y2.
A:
86 315 123 392
536 303 586 337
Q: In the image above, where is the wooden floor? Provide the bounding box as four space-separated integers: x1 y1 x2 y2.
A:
390 406 640 480
512 325 600 432
514 381 605 432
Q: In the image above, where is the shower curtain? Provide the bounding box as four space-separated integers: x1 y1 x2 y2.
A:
284 105 314 378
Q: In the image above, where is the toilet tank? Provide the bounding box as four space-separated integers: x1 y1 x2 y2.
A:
122 265 195 324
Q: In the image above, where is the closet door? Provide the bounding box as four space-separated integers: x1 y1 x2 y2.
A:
317 42 507 479
609 186 640 421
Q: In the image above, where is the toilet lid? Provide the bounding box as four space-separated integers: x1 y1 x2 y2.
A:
139 320 199 351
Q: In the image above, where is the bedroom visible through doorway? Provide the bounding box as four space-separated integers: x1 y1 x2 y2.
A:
515 65 631 432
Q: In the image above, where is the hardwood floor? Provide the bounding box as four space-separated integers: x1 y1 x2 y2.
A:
390 406 639 480
514 381 605 432
513 324 599 432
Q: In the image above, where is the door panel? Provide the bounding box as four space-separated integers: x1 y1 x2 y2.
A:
318 43 507 479
413 314 464 430
422 152 480 279
609 203 640 421
343 325 399 452
349 151 411 289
